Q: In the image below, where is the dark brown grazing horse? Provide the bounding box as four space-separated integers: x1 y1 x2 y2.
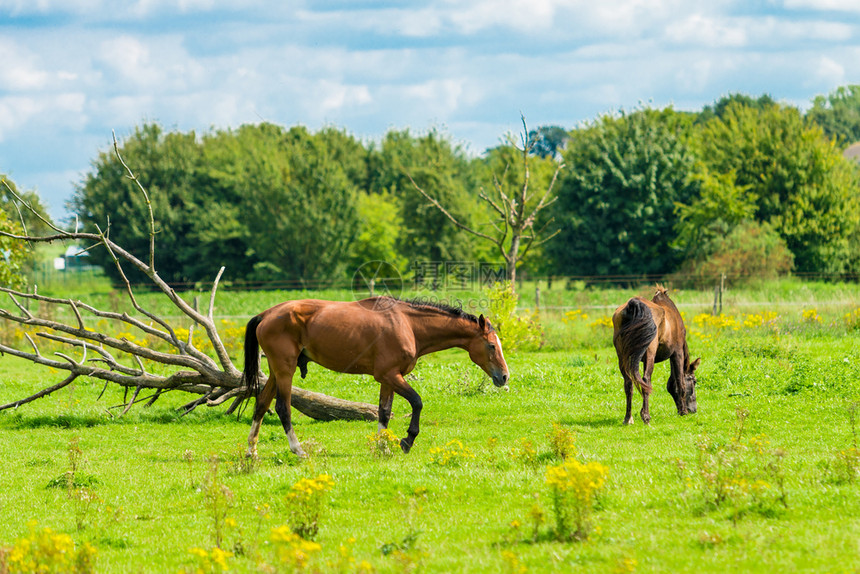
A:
243 297 509 458
612 285 700 425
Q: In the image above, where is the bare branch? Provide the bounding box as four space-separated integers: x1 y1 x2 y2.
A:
1 178 69 237
112 130 156 270
408 174 500 244
122 386 142 415
406 115 564 286
0 373 79 410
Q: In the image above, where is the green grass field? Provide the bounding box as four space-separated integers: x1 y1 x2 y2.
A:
1 280 859 572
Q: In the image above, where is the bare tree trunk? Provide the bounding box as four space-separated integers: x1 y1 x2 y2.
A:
506 235 520 290
410 115 563 293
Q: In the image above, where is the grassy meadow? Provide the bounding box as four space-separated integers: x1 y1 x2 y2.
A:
1 277 859 573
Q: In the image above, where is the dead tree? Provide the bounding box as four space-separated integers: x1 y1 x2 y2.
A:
410 115 564 289
0 138 377 421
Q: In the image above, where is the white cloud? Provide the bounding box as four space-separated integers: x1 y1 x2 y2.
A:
811 56 846 87
665 14 748 48
94 35 207 91
0 97 41 141
3 0 860 220
0 40 49 90
445 0 563 34
783 0 860 11
0 92 87 143
316 81 373 113
0 0 263 17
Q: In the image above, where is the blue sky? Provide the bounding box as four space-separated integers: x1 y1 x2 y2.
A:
2 0 859 221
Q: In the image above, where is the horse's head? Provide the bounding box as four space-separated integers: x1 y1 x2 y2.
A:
679 357 700 415
468 315 509 388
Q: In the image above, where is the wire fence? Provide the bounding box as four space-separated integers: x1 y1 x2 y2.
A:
28 261 860 294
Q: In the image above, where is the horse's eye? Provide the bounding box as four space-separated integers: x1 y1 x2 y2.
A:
488 344 496 353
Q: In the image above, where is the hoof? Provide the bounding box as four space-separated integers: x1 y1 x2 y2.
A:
399 438 412 454
623 418 634 426
292 448 308 460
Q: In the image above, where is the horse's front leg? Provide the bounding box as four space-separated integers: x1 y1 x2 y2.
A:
668 355 687 415
378 372 423 453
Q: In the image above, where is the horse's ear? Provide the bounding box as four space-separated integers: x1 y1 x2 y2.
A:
690 357 701 372
478 314 487 331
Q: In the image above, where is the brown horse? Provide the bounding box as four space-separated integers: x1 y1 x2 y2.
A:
612 285 699 425
243 297 509 458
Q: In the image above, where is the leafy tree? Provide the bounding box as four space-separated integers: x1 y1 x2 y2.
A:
528 125 569 159
72 123 364 287
671 221 794 288
347 190 408 272
672 165 757 263
0 175 51 288
229 124 361 285
316 126 370 191
806 85 860 145
0 176 54 237
697 101 860 275
370 129 478 265
70 124 203 286
548 107 700 277
696 93 776 124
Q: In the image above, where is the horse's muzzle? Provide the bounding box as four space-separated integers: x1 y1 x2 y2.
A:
492 372 509 388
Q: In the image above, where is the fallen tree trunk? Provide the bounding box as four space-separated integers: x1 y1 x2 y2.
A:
0 141 377 422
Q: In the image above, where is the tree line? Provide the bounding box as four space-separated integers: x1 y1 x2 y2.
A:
4 85 860 289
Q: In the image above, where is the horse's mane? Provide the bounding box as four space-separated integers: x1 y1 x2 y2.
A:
365 296 479 323
651 284 690 367
400 298 480 323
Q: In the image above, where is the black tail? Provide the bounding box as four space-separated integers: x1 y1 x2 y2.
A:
615 298 657 393
243 315 264 395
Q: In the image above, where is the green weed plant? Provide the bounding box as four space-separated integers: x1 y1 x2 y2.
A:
428 439 475 467
366 428 400 458
0 523 97 574
691 409 788 522
544 459 609 541
269 526 322 572
285 474 335 540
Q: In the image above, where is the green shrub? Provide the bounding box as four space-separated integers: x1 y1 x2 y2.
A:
486 282 542 351
672 221 794 287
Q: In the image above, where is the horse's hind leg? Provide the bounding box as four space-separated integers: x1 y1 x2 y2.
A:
622 373 635 425
265 347 305 458
378 372 422 453
640 353 656 425
247 375 277 458
274 387 306 458
377 384 395 432
248 332 306 459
